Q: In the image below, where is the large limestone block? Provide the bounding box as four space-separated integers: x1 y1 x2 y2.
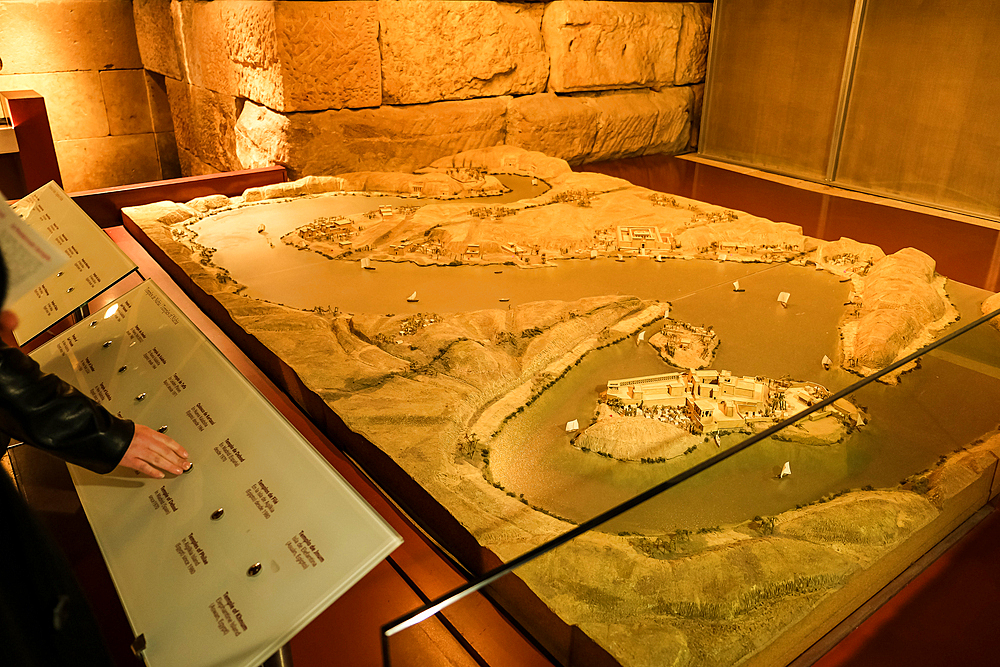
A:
133 0 182 78
689 83 704 149
101 69 154 136
165 78 241 173
145 72 175 134
507 88 693 164
175 0 380 112
54 134 161 192
0 1 142 74
177 145 223 177
235 97 509 178
0 72 109 140
675 3 713 85
380 0 547 105
155 131 182 180
542 1 682 93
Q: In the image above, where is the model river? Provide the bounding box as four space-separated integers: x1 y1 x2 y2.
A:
190 189 1000 533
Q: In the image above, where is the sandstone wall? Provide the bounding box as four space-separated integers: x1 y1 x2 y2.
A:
0 0 181 192
136 0 712 180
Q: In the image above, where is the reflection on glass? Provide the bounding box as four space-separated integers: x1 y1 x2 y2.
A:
382 305 1000 667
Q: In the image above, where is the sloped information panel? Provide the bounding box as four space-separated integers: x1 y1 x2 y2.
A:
10 181 137 343
30 280 402 667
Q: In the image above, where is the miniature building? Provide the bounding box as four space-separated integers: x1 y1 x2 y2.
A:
616 226 672 253
607 370 771 433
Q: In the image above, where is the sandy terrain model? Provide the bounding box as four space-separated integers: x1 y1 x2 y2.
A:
125 147 1000 667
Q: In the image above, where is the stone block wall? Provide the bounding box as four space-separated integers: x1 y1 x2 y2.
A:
0 0 181 192
137 0 712 180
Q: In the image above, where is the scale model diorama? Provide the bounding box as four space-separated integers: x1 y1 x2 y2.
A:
125 147 1000 667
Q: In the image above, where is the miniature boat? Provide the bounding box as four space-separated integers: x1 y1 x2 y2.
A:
637 331 645 344
257 224 266 233
655 254 664 262
361 257 374 270
780 461 791 478
713 433 721 447
406 291 418 303
777 291 790 308
616 254 625 262
494 270 503 274
822 355 833 370
590 249 598 259
565 419 579 432
733 280 745 292
499 298 509 302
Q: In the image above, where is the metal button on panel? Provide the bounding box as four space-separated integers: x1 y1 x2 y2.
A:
66 287 74 293
211 508 224 521
157 425 168 433
118 365 128 373
103 340 113 347
135 392 146 401
247 562 262 577
182 463 193 475
90 321 98 327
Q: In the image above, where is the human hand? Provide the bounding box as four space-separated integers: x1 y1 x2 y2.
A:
119 424 191 478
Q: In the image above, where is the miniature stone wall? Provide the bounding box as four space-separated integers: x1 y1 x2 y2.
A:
0 0 180 192
134 0 712 179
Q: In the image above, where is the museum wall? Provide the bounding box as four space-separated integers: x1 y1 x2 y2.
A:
700 0 1000 220
0 0 181 192
132 0 712 179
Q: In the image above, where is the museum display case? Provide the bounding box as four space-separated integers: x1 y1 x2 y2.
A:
113 146 1000 667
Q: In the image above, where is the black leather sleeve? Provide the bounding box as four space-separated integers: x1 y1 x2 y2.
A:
0 342 133 474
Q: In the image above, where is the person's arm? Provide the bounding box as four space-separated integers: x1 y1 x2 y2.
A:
0 342 188 477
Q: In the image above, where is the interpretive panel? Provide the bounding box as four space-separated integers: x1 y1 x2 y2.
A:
30 280 402 667
0 195 68 302
10 181 136 343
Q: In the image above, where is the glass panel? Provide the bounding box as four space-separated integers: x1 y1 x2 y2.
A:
836 0 1000 219
385 302 1000 667
8 181 137 342
699 0 856 178
29 280 402 667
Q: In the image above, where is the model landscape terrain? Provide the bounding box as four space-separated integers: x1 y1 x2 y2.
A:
125 147 1000 667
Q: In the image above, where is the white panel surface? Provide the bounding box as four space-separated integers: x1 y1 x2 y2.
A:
10 181 136 342
0 195 68 302
30 280 402 667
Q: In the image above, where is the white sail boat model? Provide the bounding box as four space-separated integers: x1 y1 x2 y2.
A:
361 257 374 270
637 331 645 344
406 291 418 303
565 419 579 432
590 249 598 259
777 291 790 308
780 461 791 478
733 280 744 292
822 354 833 370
